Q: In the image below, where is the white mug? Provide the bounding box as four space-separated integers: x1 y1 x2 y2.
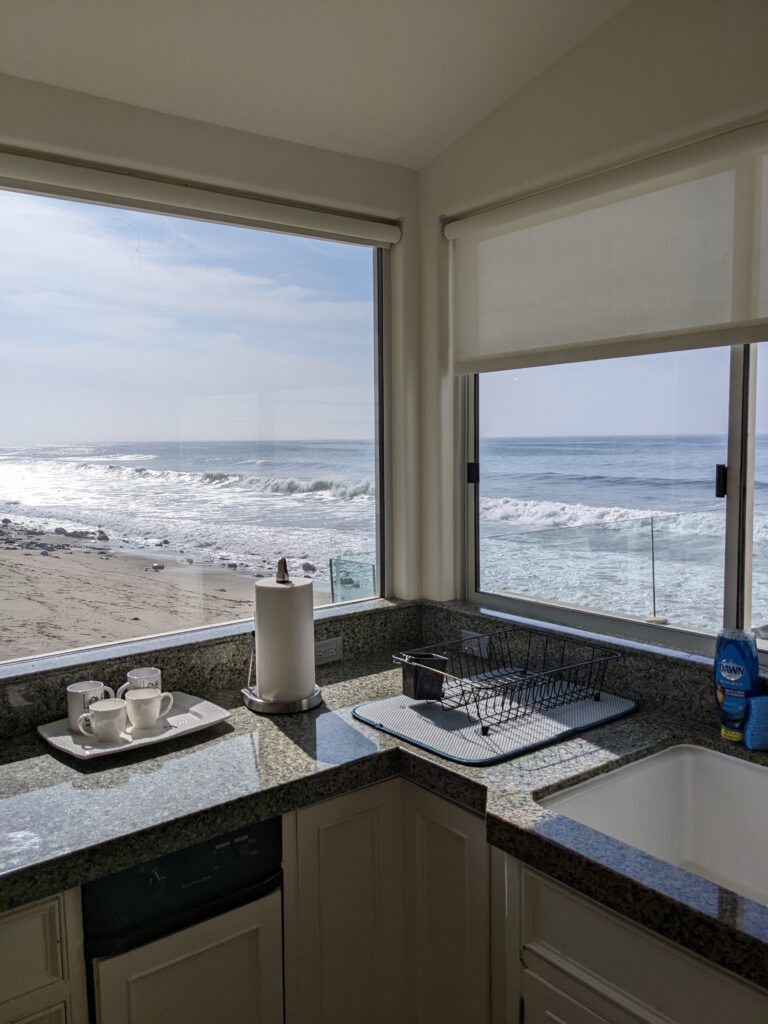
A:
125 688 174 730
67 680 115 732
77 698 127 743
117 666 162 700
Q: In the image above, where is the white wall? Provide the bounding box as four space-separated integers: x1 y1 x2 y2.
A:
0 72 423 599
418 0 768 600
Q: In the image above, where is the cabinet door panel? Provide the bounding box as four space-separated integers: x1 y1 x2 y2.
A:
402 783 490 1024
8 1006 67 1024
523 972 610 1024
0 899 63 1004
94 891 282 1024
0 889 86 1024
286 780 402 1024
520 865 768 1023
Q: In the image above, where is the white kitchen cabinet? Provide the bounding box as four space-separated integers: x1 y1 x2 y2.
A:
92 890 282 1024
401 781 490 1024
514 859 768 1024
283 779 403 1024
0 890 87 1024
283 779 493 1024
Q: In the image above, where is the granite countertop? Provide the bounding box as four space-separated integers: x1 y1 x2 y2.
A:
1 654 767 991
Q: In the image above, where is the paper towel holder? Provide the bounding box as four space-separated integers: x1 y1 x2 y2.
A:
241 626 323 715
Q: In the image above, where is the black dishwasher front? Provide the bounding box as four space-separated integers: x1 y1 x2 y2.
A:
82 816 282 1020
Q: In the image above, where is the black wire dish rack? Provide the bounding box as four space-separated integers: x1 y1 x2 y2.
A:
393 625 622 738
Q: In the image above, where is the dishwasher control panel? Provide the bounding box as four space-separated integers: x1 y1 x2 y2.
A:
82 816 281 957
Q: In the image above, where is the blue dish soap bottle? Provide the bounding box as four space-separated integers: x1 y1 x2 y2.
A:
713 629 759 742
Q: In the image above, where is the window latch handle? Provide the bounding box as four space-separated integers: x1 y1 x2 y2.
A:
715 464 727 498
467 462 480 484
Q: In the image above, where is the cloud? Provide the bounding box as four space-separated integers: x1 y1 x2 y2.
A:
0 190 375 441
0 191 372 336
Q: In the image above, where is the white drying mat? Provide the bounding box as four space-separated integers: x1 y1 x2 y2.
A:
352 692 636 766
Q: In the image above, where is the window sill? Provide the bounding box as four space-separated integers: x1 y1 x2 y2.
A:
0 597 403 683
434 594 721 665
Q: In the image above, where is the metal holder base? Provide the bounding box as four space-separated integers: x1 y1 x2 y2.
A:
241 685 322 715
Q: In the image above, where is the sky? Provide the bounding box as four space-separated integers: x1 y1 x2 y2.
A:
1 187 766 444
480 347 753 438
0 189 376 442
481 349 768 438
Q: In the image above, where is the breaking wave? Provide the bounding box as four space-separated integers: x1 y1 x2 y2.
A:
75 462 374 499
476 495 765 540
479 497 663 530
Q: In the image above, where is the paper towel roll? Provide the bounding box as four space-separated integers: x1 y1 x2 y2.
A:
254 577 315 703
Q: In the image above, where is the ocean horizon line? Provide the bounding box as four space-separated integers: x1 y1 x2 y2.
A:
3 432 767 446
0 438 377 447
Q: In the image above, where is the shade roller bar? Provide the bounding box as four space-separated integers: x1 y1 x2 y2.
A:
454 319 768 375
0 150 401 247
448 134 768 373
444 116 768 241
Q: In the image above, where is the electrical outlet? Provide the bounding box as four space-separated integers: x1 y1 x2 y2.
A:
461 629 490 659
315 635 343 665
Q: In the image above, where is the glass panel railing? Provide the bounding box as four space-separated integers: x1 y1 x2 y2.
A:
479 504 726 633
752 495 768 641
330 556 377 603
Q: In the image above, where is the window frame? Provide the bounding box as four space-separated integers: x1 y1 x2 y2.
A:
463 344 765 667
0 167 390 667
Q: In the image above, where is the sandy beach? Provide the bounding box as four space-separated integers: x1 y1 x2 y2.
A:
0 520 331 661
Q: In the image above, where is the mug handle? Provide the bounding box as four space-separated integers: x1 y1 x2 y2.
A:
158 693 174 719
102 685 116 700
77 712 95 736
116 682 129 699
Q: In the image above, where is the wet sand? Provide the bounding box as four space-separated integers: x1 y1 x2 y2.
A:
0 521 331 661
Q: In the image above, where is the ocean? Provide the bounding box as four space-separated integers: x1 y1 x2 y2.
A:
0 440 378 592
479 435 768 632
0 436 765 631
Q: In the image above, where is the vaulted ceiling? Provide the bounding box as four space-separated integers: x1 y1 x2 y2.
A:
0 0 630 168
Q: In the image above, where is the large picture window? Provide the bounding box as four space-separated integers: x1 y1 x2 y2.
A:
0 189 382 661
452 134 768 656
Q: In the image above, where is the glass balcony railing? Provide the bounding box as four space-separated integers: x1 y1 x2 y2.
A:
329 556 377 603
479 504 729 633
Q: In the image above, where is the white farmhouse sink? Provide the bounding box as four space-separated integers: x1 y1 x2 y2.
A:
540 744 768 905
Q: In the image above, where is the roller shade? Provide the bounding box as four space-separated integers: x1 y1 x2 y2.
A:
447 140 768 373
0 149 401 248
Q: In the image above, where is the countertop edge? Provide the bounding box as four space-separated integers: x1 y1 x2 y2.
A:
1 702 766 993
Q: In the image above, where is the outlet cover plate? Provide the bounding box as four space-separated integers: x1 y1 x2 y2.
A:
461 630 490 659
315 635 343 665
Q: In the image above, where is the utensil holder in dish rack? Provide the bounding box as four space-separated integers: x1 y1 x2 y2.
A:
393 626 621 736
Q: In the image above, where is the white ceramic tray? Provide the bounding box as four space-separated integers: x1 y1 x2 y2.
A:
37 692 231 760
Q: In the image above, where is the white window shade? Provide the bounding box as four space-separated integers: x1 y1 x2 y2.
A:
448 150 768 374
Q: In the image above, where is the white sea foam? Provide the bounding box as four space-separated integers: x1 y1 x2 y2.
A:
66 453 157 463
0 452 377 584
479 497 663 530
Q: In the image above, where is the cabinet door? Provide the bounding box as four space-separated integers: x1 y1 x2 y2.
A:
93 890 282 1024
0 898 63 1007
401 782 490 1024
0 890 86 1024
519 864 768 1023
523 971 611 1024
283 780 402 1024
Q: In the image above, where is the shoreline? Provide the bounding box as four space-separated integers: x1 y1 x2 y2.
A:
0 520 332 661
